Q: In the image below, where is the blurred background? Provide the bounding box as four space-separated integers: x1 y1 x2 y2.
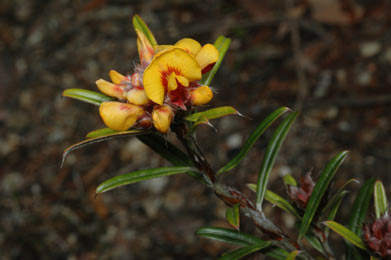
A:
0 0 389 259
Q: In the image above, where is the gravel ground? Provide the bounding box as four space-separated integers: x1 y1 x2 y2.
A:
0 0 389 259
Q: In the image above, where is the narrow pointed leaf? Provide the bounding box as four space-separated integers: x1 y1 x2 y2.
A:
374 180 388 218
218 107 291 175
200 36 231 86
325 190 347 237
285 251 300 260
96 166 192 194
247 184 301 219
304 233 325 255
226 204 240 230
219 242 272 260
185 106 239 122
86 128 117 138
198 226 289 260
346 178 375 260
62 88 113 106
320 178 358 216
136 133 200 179
196 227 265 247
283 174 297 186
62 130 143 167
261 247 290 260
323 221 366 250
132 15 157 46
298 151 349 239
256 112 298 210
348 177 375 235
320 189 350 217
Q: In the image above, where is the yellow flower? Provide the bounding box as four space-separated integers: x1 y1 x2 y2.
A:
99 102 144 131
95 24 220 134
152 105 174 133
175 38 219 73
135 29 154 66
191 85 214 106
143 47 202 105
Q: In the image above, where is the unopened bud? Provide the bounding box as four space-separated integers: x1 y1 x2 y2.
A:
96 79 125 99
152 105 174 133
191 85 213 106
131 73 142 88
99 102 144 131
126 88 149 105
109 70 125 84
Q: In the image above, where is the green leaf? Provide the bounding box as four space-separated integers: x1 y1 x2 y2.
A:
132 15 157 46
86 128 117 138
196 227 265 247
248 184 301 220
261 247 290 260
325 190 347 237
62 88 113 106
226 204 240 230
320 178 358 216
197 227 289 260
136 133 200 179
346 178 375 260
62 130 143 167
185 106 239 122
283 174 297 186
219 242 272 260
200 36 231 86
374 180 388 218
255 112 298 210
304 233 325 255
298 151 349 239
323 221 366 250
218 107 291 175
348 178 375 235
96 166 192 194
285 250 300 260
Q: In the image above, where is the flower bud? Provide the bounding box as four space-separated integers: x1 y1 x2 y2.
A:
109 70 125 84
96 79 125 99
152 105 174 133
191 86 213 106
136 29 154 66
99 102 144 131
131 72 143 88
363 211 391 259
126 88 149 105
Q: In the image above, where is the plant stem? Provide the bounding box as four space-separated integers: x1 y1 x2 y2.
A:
172 121 309 256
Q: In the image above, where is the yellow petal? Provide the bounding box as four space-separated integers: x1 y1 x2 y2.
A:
152 105 174 134
175 38 201 56
96 79 125 99
167 72 178 91
153 45 174 54
109 70 125 84
126 88 149 105
136 29 154 65
196 44 219 72
143 48 202 105
191 85 213 106
175 75 189 87
99 102 144 131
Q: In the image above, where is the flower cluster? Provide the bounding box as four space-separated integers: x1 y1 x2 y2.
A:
363 211 391 259
286 172 315 208
96 27 219 133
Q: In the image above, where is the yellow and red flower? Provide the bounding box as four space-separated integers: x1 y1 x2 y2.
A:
96 19 219 133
